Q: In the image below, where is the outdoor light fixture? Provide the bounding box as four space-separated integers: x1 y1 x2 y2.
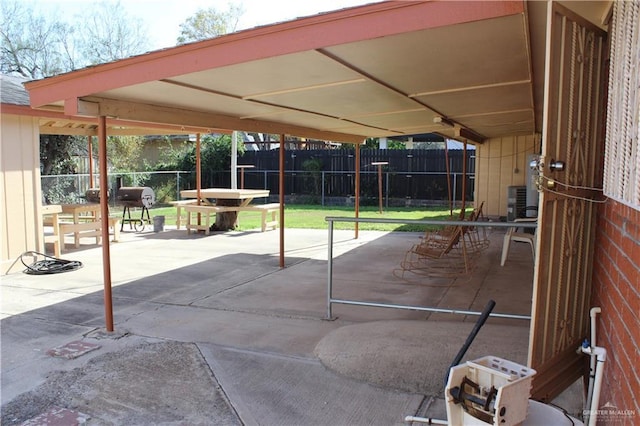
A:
433 116 455 128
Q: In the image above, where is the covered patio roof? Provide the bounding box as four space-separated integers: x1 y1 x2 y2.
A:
19 0 614 338
25 1 547 145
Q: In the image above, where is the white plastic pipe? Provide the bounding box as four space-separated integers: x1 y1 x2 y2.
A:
585 307 601 413
404 416 448 425
581 345 607 426
590 307 601 347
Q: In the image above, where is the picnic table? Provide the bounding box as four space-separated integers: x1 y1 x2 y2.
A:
179 188 271 232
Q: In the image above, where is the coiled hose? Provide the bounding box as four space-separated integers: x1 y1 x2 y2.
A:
12 251 83 275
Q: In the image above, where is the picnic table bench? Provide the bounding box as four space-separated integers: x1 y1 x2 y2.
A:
43 204 121 252
169 199 199 230
179 188 275 233
183 203 280 235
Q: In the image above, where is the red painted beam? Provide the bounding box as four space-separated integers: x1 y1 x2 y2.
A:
25 1 523 108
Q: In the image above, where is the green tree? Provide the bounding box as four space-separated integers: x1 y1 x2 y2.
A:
177 3 244 44
107 135 146 172
363 137 406 149
40 135 86 175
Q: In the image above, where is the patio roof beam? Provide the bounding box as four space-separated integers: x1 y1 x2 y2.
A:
315 48 444 116
159 79 397 137
409 79 533 97
71 96 367 144
40 126 98 136
455 127 485 144
241 78 367 99
315 48 488 141
453 108 535 120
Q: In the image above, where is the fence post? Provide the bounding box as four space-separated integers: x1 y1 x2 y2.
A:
322 171 325 206
385 171 389 208
176 172 180 200
453 173 458 208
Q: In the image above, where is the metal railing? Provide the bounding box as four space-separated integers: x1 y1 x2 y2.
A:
325 216 537 321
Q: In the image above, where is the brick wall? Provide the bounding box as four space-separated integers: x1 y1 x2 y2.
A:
592 199 640 418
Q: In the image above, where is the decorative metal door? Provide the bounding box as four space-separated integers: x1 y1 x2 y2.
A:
528 2 607 401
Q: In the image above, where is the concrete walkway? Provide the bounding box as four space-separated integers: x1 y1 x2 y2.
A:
1 225 579 424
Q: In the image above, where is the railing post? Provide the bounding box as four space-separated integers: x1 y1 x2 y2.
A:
323 216 534 321
327 219 334 320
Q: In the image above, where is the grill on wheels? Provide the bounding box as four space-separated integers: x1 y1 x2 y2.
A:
116 187 155 231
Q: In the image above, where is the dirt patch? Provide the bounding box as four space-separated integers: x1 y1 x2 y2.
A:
1 341 241 425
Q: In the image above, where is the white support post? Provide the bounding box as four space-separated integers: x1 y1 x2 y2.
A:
231 131 238 189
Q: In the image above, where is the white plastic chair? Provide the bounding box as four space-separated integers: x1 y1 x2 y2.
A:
500 218 536 266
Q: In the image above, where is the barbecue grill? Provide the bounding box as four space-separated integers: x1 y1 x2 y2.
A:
116 186 155 231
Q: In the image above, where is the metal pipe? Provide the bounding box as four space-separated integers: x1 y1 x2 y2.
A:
325 216 537 229
176 172 181 201
196 133 201 204
461 140 467 216
404 416 447 425
378 164 383 213
321 171 325 206
231 131 238 189
196 133 202 226
328 298 530 320
279 134 285 268
88 135 94 188
324 216 533 321
327 220 334 319
98 116 114 332
385 171 389 209
354 143 360 239
444 141 452 216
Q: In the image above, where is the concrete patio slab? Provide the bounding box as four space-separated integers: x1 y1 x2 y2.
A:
1 227 582 424
200 343 424 426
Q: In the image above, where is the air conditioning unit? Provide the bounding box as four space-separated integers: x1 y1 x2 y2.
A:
507 186 527 221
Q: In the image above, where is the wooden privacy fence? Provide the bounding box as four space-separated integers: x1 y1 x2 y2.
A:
41 149 476 206
206 148 475 204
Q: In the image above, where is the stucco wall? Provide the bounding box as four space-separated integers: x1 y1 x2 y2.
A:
592 200 640 418
473 134 538 218
1 113 43 273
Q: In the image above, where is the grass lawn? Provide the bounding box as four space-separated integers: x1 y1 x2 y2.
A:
146 204 460 232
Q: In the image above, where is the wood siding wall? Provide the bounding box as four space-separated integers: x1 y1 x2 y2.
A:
473 134 538 218
1 114 42 273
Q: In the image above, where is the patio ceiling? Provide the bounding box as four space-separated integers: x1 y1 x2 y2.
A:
24 1 611 145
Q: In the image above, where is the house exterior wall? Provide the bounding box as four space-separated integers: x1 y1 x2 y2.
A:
473 134 537 218
592 198 640 418
591 1 640 419
1 113 43 274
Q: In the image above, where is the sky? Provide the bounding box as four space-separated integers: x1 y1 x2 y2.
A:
36 0 379 50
